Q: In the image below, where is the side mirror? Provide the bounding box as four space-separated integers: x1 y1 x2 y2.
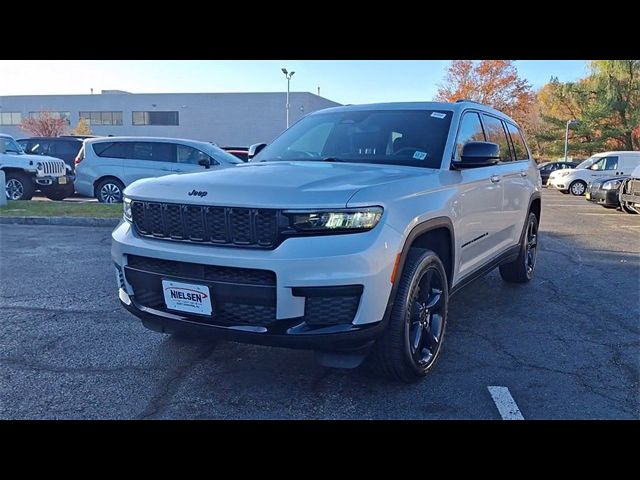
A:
198 157 211 169
247 143 267 161
454 141 500 169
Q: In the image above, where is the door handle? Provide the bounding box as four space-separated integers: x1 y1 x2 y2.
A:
174 169 184 173
490 175 501 183
160 168 172 172
520 170 528 177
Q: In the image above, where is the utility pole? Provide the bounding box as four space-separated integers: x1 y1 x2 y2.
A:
281 68 295 128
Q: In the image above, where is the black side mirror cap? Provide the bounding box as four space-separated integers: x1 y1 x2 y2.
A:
198 158 211 169
247 143 267 161
453 141 500 169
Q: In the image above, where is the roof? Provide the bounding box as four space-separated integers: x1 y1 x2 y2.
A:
85 136 210 144
309 101 513 121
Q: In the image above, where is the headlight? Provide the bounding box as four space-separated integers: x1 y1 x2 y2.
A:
558 170 571 177
602 180 621 190
123 197 132 222
36 162 43 170
285 207 383 233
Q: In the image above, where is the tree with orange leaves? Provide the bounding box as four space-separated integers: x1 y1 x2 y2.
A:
19 111 68 137
435 60 535 126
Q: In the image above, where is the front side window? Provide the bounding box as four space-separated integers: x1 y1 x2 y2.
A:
482 114 513 162
177 145 213 165
0 137 23 153
454 112 485 160
590 156 619 171
253 109 453 169
505 122 529 160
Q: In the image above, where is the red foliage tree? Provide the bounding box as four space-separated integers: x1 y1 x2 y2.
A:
436 60 535 125
19 111 67 137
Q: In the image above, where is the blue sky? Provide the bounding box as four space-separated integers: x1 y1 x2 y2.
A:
0 60 589 104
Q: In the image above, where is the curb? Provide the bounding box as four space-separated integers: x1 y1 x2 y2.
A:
0 216 120 227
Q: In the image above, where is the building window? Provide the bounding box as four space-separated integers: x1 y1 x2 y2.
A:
132 111 179 126
0 112 23 125
29 111 71 125
79 111 123 126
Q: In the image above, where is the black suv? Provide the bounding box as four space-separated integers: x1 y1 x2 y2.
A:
17 136 87 172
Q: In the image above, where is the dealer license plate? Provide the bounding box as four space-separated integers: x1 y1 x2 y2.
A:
58 177 67 184
162 280 212 316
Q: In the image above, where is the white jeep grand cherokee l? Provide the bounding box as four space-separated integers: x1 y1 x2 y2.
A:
112 101 542 382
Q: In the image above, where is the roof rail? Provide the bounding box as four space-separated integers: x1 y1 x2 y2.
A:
455 98 483 104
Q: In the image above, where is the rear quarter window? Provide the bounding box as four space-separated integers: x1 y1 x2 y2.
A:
93 142 132 159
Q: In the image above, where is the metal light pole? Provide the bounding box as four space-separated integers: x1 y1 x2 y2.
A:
281 68 295 128
564 119 579 162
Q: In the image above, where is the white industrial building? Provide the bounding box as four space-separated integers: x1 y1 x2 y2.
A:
0 90 341 145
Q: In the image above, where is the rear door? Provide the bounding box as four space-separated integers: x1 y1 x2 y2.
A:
503 121 535 246
122 142 176 186
174 144 219 174
480 114 521 251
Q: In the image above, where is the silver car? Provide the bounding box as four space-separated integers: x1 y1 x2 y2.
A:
75 136 242 202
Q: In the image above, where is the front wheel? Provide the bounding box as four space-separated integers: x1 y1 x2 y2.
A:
368 248 449 383
5 172 35 201
499 212 538 283
569 180 587 196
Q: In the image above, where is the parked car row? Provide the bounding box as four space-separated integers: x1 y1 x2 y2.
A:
545 151 640 214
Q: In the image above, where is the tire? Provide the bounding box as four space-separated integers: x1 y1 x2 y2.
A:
95 178 124 203
44 184 74 201
499 212 539 283
5 172 34 201
569 180 587 196
621 202 639 214
368 248 449 383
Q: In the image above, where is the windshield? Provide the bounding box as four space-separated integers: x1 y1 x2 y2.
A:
253 109 453 169
0 137 23 154
576 156 599 169
206 144 244 165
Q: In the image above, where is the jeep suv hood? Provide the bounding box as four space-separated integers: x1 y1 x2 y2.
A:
125 161 432 208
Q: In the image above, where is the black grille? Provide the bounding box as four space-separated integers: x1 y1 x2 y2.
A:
304 295 361 325
127 255 276 286
628 179 640 196
130 201 280 248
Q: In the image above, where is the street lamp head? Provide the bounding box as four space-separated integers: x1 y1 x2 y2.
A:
281 68 288 75
569 119 579 126
290 71 295 77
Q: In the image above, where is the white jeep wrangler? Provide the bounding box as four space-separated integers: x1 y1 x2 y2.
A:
112 101 542 382
1 133 72 201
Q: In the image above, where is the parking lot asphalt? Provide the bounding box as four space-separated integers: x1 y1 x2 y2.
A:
1 189 638 419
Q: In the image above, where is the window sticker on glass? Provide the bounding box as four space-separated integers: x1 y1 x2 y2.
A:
430 112 447 119
413 151 428 160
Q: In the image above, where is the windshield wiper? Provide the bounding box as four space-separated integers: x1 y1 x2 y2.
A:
321 157 345 162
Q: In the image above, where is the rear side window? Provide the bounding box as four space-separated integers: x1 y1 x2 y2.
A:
93 142 131 159
505 123 529 160
132 142 176 163
55 141 82 156
482 114 513 162
454 112 485 160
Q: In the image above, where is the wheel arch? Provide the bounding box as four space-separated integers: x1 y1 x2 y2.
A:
380 217 455 327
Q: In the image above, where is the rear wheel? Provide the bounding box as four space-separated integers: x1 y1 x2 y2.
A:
5 172 34 201
569 180 587 196
499 212 538 283
96 178 124 203
368 248 449 383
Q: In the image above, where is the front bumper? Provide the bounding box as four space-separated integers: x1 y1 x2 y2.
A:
586 186 619 207
34 174 75 189
112 220 402 345
548 177 568 191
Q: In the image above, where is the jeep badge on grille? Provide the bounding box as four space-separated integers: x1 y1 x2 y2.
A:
188 190 208 197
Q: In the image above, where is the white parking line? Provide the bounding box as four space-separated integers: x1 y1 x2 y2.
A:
488 386 524 420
